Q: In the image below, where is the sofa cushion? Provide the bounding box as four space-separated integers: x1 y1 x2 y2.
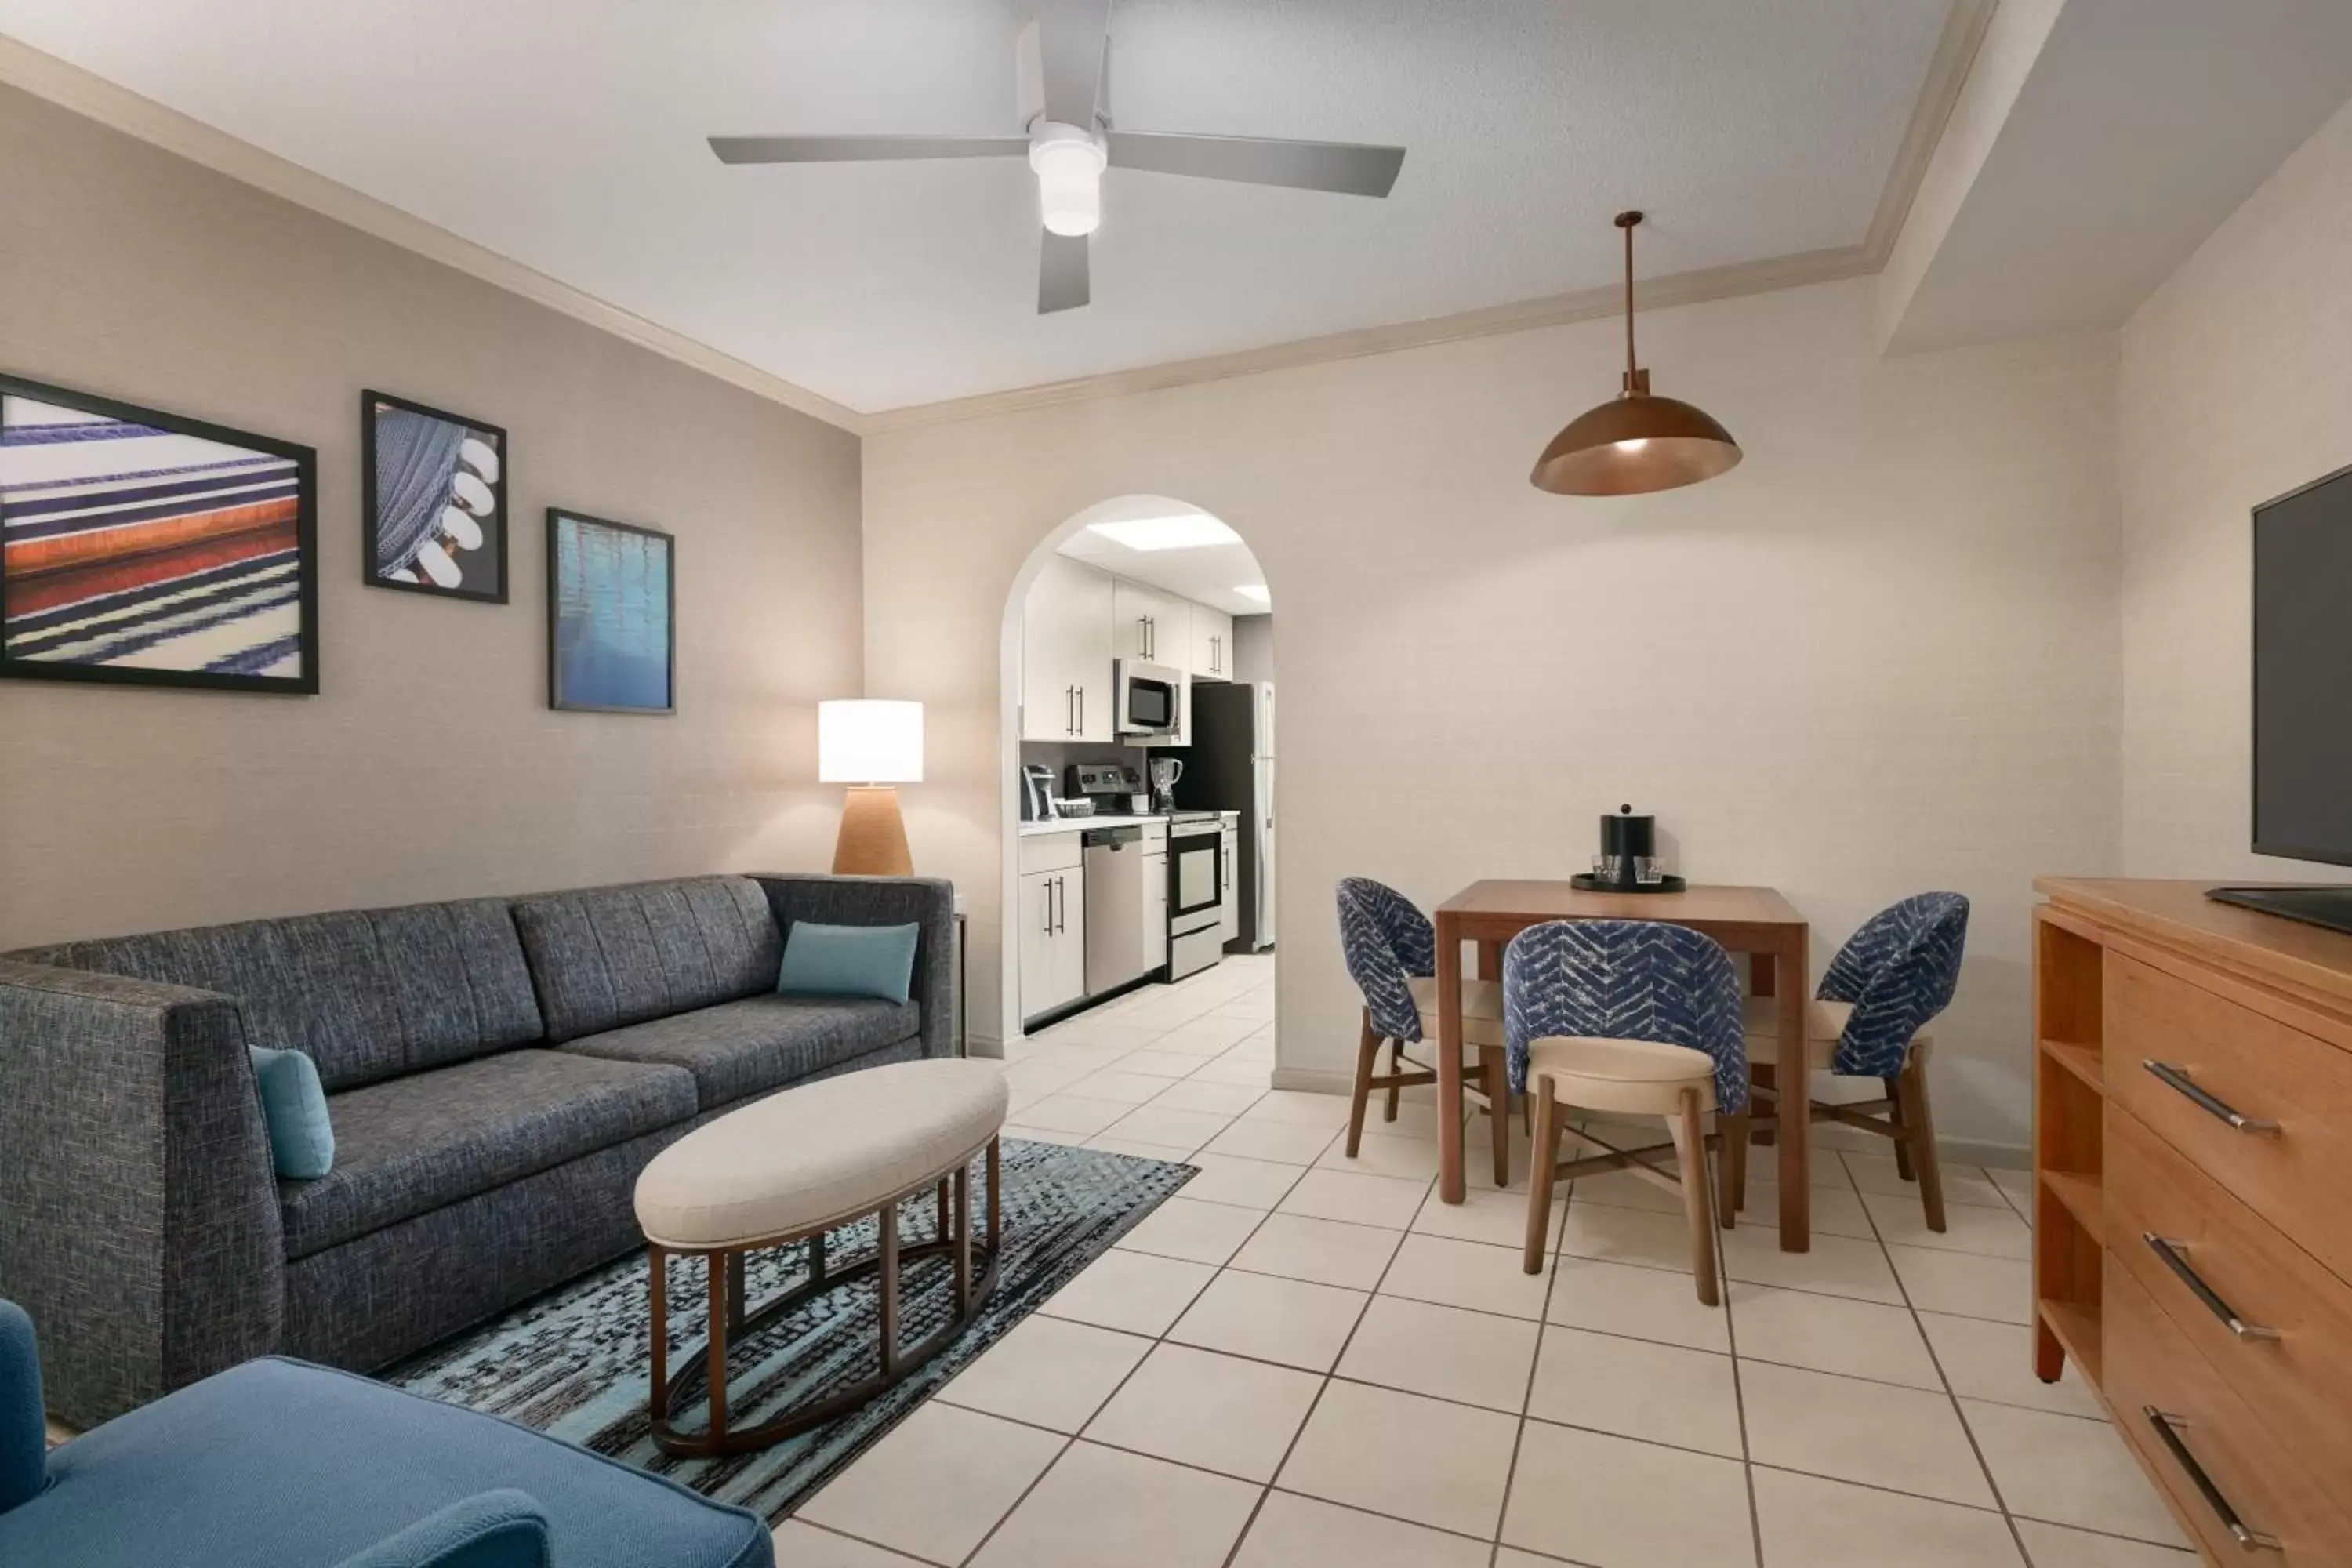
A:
510 877 782 1044
7 898 543 1092
0 1356 770 1568
279 1051 695 1259
559 993 920 1112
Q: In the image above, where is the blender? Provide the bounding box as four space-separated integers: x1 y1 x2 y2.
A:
1148 757 1183 814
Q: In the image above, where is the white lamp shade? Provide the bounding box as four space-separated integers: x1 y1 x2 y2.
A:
819 699 924 784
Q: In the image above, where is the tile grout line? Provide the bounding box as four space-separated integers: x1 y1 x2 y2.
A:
1852 1146 2038 1566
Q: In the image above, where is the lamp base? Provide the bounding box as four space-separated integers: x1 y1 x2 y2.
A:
833 786 913 877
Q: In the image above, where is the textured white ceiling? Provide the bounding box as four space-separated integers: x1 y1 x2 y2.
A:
0 0 1951 412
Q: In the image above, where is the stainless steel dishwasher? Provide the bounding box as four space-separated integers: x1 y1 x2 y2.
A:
1081 823 1149 996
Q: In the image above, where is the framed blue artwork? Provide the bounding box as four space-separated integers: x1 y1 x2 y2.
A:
546 508 673 713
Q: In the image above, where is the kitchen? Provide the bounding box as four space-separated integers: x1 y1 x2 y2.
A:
1014 503 1274 1033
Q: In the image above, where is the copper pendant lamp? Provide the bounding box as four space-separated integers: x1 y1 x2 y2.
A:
1530 211 1741 496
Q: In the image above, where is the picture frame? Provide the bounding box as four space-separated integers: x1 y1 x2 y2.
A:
0 372 320 695
546 507 675 714
361 389 508 603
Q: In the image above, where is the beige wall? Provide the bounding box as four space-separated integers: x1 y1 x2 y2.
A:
0 85 865 948
866 276 2122 1154
2118 93 2352 880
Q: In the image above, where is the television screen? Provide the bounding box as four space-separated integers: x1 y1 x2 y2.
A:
2253 463 2352 865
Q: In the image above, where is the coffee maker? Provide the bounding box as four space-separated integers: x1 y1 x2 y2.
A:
1570 805 1686 893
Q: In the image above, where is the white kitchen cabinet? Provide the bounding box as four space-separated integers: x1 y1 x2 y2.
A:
1218 820 1239 944
1112 579 1185 667
1191 604 1235 681
1145 848 1168 974
1018 865 1086 1020
1022 554 1115 742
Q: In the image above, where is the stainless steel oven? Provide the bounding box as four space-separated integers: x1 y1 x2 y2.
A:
1166 813 1226 978
1113 659 1182 742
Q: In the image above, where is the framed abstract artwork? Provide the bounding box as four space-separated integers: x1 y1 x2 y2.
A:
361 390 506 601
0 373 319 695
546 508 674 713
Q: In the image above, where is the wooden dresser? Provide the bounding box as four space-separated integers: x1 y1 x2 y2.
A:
2034 879 2352 1563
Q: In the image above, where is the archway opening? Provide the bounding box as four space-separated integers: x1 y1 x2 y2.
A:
993 495 1279 1069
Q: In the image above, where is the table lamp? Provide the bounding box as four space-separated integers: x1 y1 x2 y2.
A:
818 699 922 876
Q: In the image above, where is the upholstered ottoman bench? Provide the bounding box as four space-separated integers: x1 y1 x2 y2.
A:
633 1058 1008 1455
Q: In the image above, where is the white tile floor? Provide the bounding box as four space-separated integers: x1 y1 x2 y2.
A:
789 956 2194 1568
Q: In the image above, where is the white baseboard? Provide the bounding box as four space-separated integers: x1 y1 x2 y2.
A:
1269 1067 1352 1095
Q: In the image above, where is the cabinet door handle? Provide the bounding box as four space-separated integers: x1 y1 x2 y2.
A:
1056 875 1067 935
2143 1233 2281 1341
1076 687 1085 734
2143 1408 2281 1551
1044 879 1055 935
2141 1061 2280 1134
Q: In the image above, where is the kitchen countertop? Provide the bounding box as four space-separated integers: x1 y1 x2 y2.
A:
1018 811 1241 837
1018 814 1167 837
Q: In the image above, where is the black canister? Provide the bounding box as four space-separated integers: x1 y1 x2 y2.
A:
1599 806 1654 880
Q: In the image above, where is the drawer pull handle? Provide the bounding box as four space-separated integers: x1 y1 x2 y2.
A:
2143 1408 2281 1552
2142 1061 2281 1135
2143 1234 2281 1341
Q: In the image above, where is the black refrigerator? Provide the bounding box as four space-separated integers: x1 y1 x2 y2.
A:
1171 681 1275 952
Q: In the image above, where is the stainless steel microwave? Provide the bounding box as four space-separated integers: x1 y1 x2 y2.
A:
1113 659 1182 741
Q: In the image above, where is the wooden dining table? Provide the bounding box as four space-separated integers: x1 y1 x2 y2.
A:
1432 880 1816 1251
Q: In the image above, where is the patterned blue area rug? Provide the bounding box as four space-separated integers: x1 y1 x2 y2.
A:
388 1138 1191 1523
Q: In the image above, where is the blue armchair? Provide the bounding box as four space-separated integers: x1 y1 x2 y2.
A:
0 1298 770 1568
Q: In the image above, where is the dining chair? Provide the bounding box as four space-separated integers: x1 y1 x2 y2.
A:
1334 878 1514 1181
1504 919 1747 1303
1731 892 1969 1231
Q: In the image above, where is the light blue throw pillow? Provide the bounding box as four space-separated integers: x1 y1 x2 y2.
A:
249 1045 335 1179
777 921 921 1005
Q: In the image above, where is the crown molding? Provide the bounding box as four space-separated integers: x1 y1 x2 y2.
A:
862 0 1997 435
4 0 1994 441
0 34 866 434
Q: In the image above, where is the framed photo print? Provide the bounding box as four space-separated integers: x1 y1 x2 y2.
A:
0 373 319 695
362 390 506 601
547 508 674 714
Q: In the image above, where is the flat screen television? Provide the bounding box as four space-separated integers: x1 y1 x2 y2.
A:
2209 460 2352 935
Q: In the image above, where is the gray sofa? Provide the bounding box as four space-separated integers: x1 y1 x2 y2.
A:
0 871 955 1430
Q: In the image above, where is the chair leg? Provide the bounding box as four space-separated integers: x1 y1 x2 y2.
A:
1485 1047 1512 1188
1670 1088 1719 1307
1886 1073 1915 1181
1347 1012 1379 1158
1384 1039 1403 1123
1899 1047 1947 1232
1717 1110 1749 1229
1524 1076 1560 1274
1751 1064 1778 1145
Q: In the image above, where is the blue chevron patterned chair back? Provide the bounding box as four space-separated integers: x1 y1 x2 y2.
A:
1502 920 1748 1112
1336 878 1436 1044
1818 892 1970 1078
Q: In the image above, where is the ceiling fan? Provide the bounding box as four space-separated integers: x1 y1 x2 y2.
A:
709 0 1406 314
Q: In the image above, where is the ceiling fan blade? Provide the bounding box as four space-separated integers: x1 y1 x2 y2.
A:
1037 0 1111 126
1039 230 1091 314
709 134 1029 165
1105 131 1405 197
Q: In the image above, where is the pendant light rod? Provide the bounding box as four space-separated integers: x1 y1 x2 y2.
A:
1617 209 1643 394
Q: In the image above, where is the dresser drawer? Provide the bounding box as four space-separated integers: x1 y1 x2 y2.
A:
2104 1257 2352 1563
2106 952 2352 1278
2105 1103 2352 1474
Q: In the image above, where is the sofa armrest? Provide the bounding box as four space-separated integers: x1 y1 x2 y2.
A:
332 1490 553 1568
747 875 956 1058
0 960 283 1428
0 1300 42 1515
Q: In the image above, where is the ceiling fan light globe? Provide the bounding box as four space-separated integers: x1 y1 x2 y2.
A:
1030 124 1107 238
